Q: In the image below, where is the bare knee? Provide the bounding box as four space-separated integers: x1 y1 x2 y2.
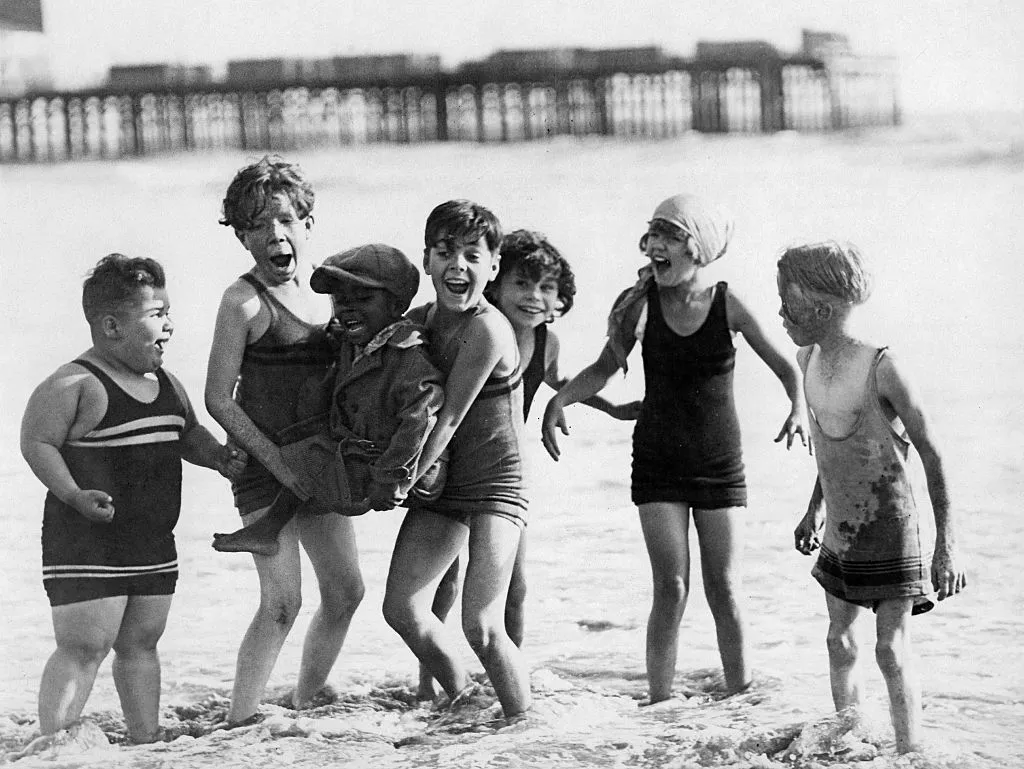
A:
875 637 908 678
382 594 419 638
320 576 365 621
462 615 502 657
652 573 689 612
56 636 113 669
826 628 859 669
258 591 302 628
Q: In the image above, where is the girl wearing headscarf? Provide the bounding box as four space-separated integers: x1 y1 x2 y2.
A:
541 194 806 702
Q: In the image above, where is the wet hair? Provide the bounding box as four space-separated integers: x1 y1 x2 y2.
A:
485 229 577 315
777 241 873 305
82 253 166 323
423 199 503 253
220 154 315 231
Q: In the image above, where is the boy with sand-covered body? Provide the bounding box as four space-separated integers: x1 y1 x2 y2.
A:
20 254 244 744
779 242 966 754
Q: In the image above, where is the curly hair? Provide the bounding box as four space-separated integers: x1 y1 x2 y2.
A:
485 229 576 315
82 253 166 323
220 154 315 231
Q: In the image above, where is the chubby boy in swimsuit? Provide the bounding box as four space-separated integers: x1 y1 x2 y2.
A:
20 254 244 744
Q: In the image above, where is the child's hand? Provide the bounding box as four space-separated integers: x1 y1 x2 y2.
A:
217 444 248 481
774 410 809 453
70 489 115 524
610 400 642 421
931 544 967 601
367 481 403 512
793 509 823 555
541 398 570 461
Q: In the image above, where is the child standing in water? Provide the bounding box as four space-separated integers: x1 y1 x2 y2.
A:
419 230 639 698
20 254 244 743
778 241 965 754
542 194 806 703
205 156 364 726
383 200 532 719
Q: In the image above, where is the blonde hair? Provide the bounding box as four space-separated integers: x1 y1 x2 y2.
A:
777 241 873 305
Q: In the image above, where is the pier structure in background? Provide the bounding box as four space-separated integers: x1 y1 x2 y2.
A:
0 34 900 163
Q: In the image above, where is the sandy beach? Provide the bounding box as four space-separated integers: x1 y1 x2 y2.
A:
0 112 1021 768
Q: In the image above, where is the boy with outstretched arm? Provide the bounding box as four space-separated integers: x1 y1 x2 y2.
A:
20 254 244 744
778 241 966 754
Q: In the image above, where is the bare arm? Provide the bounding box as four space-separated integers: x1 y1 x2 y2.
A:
20 365 115 523
875 352 965 600
544 331 641 421
794 476 825 555
204 283 306 496
541 340 624 460
168 373 246 480
727 289 808 451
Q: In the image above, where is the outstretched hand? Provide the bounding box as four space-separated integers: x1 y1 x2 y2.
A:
217 444 248 481
541 397 569 461
774 411 809 453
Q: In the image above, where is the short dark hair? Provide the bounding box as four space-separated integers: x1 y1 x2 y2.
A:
423 199 502 253
220 154 315 231
777 241 873 305
486 229 577 315
82 253 166 323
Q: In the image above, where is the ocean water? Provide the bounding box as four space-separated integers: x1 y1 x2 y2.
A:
0 112 1021 768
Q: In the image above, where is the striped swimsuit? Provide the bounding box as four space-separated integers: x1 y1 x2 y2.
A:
42 359 187 607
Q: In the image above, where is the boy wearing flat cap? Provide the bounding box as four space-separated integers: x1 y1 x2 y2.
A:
214 244 446 556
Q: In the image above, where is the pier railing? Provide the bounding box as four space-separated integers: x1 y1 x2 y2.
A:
0 57 900 163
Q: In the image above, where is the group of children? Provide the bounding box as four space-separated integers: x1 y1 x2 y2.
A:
20 154 964 754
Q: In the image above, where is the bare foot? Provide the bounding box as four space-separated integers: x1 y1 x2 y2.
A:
211 528 280 556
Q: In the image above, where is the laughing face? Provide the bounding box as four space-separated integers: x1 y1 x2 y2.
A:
113 285 174 373
644 219 700 287
330 284 400 347
235 192 313 285
423 234 499 313
493 266 559 332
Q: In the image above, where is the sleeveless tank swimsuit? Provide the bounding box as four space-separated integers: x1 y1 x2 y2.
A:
409 302 528 525
521 323 547 420
810 347 932 611
232 273 334 515
631 281 746 508
42 360 187 606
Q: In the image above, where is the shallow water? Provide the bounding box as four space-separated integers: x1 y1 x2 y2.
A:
1 114 1022 767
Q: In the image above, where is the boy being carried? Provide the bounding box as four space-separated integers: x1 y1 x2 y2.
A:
213 244 446 556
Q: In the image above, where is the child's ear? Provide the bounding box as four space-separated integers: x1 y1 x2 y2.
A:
101 314 121 339
488 252 501 282
422 249 432 274
816 303 834 320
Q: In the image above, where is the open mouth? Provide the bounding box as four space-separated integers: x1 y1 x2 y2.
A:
651 255 671 269
154 338 169 352
341 319 367 335
444 279 469 296
269 253 294 269
516 304 544 315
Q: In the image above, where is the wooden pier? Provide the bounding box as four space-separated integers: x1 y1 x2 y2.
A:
0 54 900 163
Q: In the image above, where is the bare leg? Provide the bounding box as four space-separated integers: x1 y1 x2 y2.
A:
383 511 470 701
504 531 528 648
227 509 304 724
39 597 124 734
824 592 865 712
213 489 303 556
461 515 531 717
875 598 920 753
418 557 461 700
638 502 692 703
291 512 364 708
694 507 750 693
111 594 173 743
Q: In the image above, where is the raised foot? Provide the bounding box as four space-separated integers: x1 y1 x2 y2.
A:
212 529 280 556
